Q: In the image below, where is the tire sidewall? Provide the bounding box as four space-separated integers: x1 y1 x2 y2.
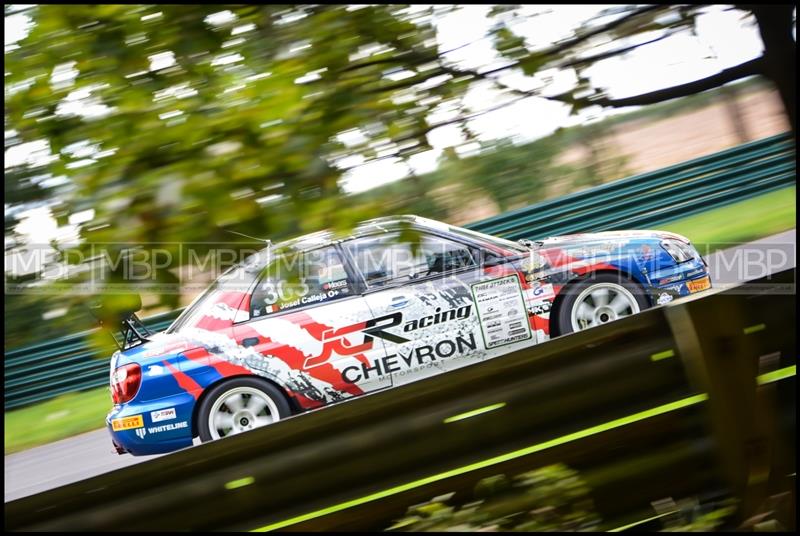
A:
197 377 291 442
556 273 650 336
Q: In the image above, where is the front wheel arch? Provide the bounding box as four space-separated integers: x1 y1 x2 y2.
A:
549 269 650 338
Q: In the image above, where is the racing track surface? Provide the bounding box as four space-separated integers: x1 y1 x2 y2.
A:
4 229 795 503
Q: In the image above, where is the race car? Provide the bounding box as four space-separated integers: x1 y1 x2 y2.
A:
106 215 711 455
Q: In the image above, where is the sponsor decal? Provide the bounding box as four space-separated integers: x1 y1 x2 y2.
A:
666 283 686 294
150 408 177 423
402 304 472 332
135 428 147 439
278 289 342 309
530 301 552 315
657 293 673 305
658 274 683 285
322 279 348 290
472 275 532 349
304 304 472 369
147 421 189 434
111 415 144 431
687 276 711 293
342 334 478 383
525 282 555 301
394 361 441 377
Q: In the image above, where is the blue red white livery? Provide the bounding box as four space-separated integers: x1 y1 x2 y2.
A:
106 216 711 455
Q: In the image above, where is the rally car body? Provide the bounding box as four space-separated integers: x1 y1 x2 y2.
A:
107 215 711 455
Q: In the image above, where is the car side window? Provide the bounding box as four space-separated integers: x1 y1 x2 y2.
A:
249 246 353 318
344 232 476 289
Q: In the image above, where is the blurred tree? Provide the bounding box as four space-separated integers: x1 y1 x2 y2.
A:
5 4 460 316
5 5 453 243
570 122 629 190
7 5 793 251
4 4 794 338
488 5 795 132
435 137 567 213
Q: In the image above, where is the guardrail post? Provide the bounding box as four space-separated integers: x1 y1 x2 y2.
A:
665 293 775 525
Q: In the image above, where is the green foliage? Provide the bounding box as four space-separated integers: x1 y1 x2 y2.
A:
386 464 602 532
349 135 569 221
5 5 449 243
6 5 756 252
4 4 452 320
4 5 783 349
383 464 744 532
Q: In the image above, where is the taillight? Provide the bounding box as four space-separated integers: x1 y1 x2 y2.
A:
111 363 141 404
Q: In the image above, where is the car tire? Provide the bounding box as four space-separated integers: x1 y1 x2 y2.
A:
197 377 291 442
555 273 649 336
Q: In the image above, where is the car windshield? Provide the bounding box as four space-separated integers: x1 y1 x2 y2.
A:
165 248 270 334
446 224 528 255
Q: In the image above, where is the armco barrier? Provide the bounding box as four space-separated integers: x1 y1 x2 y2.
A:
4 269 795 531
3 132 795 411
467 132 796 240
3 309 182 410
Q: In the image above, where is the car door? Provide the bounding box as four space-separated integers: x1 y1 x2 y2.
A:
231 245 391 410
343 231 538 387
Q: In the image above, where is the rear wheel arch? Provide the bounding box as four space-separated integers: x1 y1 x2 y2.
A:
191 374 297 438
549 268 650 337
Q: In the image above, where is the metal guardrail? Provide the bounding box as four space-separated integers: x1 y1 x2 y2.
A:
3 132 795 411
4 269 795 531
4 309 183 410
468 132 796 240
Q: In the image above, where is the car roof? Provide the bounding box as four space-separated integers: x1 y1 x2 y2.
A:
273 215 452 253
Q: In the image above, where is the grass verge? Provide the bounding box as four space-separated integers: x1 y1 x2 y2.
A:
3 186 795 455
658 186 795 252
4 386 111 455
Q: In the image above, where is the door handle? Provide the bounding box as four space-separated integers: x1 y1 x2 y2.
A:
242 337 259 348
390 296 409 308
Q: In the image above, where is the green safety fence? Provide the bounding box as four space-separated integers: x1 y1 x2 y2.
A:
468 132 795 239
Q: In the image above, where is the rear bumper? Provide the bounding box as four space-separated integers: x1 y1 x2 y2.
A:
111 435 127 455
106 392 196 456
107 424 193 456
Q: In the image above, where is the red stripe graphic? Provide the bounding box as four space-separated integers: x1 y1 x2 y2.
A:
234 317 366 399
531 314 550 335
181 346 252 378
163 360 202 399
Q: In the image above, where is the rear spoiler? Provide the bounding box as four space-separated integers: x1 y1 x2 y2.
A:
88 293 151 351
